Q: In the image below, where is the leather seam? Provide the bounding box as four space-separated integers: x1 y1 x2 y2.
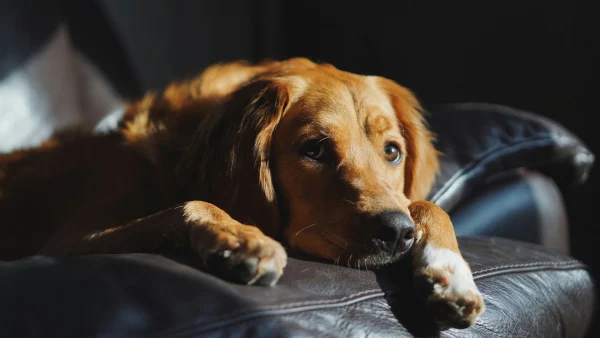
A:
169 292 388 336
473 264 586 282
157 289 384 336
159 260 584 336
196 261 582 327
472 260 583 278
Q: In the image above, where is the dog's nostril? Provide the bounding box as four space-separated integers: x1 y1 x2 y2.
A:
368 211 415 254
403 228 416 240
396 230 415 253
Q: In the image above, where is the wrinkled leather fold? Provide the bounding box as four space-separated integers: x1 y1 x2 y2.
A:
426 103 594 212
0 237 593 337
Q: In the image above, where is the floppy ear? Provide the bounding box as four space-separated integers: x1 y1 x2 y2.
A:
375 77 440 201
176 79 289 237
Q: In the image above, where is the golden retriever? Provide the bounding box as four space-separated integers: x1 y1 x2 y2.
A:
0 58 484 328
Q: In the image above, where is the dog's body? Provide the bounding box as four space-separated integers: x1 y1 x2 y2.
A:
0 58 484 328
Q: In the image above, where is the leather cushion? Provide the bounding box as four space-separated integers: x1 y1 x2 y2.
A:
0 237 593 337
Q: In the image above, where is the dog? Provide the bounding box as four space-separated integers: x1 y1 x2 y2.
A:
0 58 484 328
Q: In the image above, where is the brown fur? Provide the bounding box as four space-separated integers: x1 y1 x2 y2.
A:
0 57 447 269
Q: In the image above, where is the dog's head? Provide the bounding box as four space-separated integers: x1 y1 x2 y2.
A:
181 58 439 268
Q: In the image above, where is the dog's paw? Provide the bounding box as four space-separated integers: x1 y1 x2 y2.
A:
415 245 485 329
191 222 287 286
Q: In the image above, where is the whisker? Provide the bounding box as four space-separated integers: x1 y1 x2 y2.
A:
341 199 356 206
294 223 318 237
347 253 353 268
318 136 330 143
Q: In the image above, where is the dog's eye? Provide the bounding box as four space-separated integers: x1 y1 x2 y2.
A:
384 143 402 164
300 139 328 161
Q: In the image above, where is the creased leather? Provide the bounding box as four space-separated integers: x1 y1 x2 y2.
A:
0 237 593 338
426 102 595 212
451 170 570 253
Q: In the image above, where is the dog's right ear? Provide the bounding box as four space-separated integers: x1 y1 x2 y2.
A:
176 78 290 237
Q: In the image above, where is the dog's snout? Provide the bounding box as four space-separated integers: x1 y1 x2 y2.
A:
369 211 415 254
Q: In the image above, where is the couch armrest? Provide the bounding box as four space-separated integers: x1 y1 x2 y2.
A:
426 103 594 213
0 237 593 337
451 170 570 254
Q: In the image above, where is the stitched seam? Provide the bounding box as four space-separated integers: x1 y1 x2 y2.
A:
472 260 582 276
171 262 587 337
166 291 385 335
474 265 586 284
169 261 581 327
157 260 584 337
157 290 385 337
430 136 555 203
164 289 383 333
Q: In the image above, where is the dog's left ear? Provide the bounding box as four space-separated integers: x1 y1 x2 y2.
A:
177 78 289 237
375 77 440 200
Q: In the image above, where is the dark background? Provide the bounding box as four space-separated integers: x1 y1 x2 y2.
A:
95 0 599 277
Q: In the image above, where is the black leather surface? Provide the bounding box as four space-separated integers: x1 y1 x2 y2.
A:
0 237 593 338
426 103 594 213
452 170 570 254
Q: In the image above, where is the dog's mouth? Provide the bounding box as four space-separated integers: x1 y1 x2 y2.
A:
321 230 412 270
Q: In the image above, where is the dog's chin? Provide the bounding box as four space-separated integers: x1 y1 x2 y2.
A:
321 243 412 270
336 236 414 270
350 250 409 270
287 234 412 270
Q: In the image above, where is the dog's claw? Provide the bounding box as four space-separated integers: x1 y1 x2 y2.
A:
193 223 287 286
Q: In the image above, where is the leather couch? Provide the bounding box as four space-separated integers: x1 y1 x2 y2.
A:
0 102 595 337
0 1 596 337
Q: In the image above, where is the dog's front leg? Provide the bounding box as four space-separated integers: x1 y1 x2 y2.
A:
409 201 485 329
39 201 287 286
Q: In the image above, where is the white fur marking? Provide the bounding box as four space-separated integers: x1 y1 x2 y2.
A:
421 245 477 295
415 230 423 243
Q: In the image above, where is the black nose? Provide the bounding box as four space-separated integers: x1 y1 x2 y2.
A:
369 211 416 254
